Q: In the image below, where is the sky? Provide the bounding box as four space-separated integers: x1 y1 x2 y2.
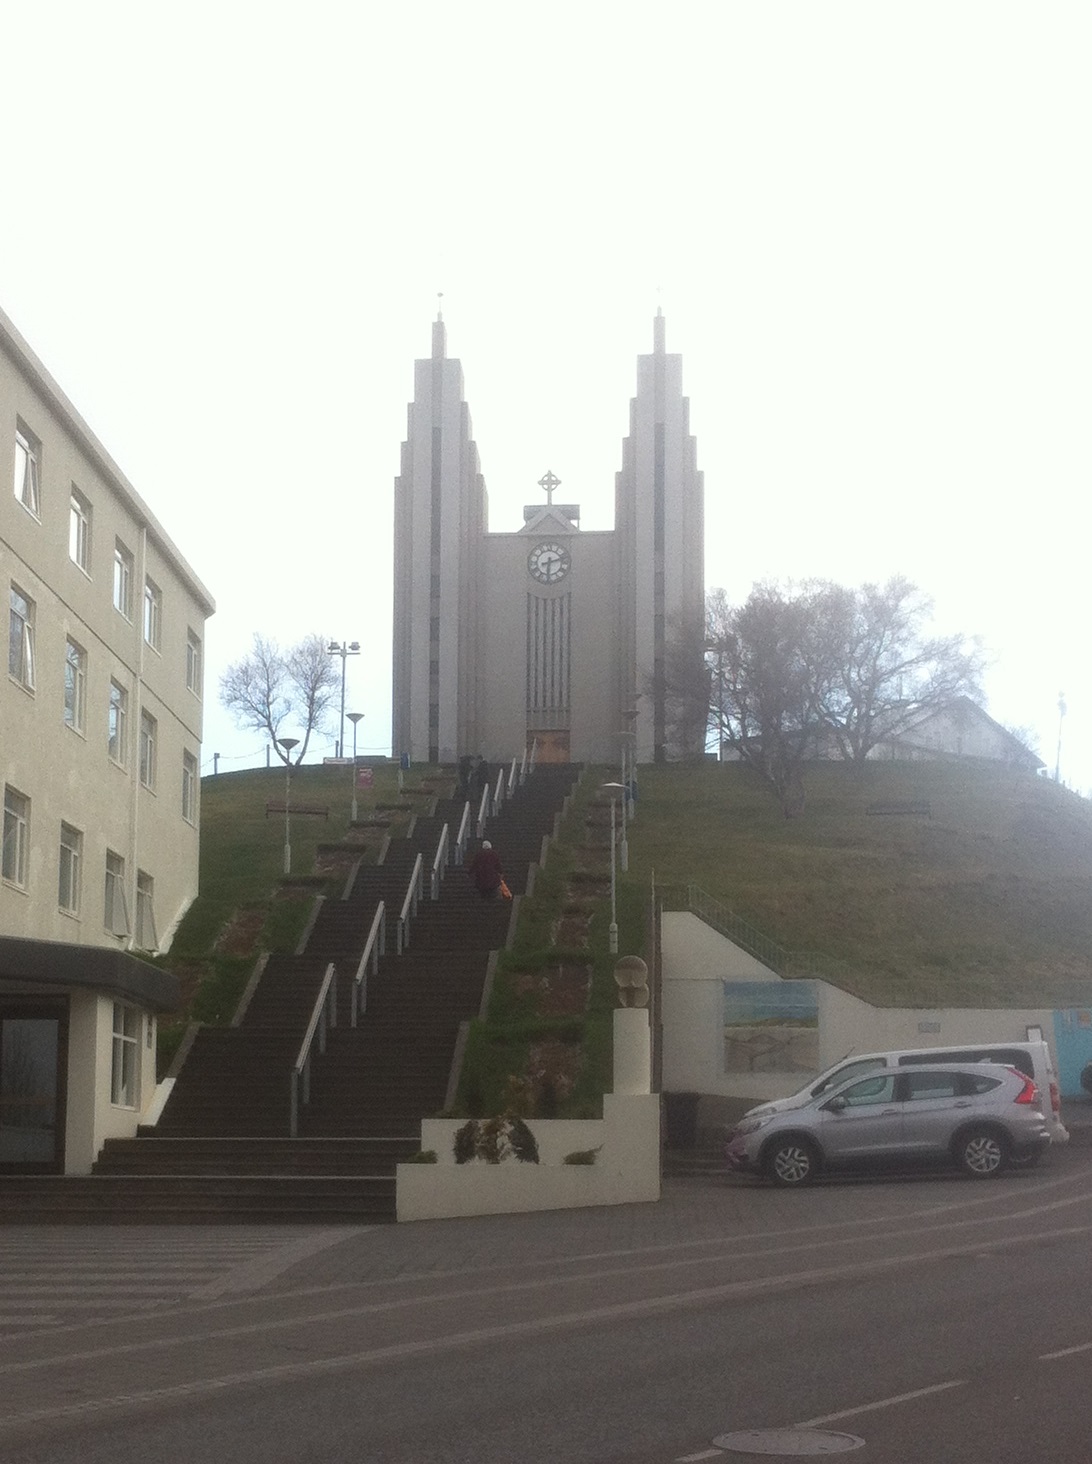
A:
2 2 1089 788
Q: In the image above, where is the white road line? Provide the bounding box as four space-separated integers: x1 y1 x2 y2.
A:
1040 1340 1092 1360
676 1451 723 1461
797 1379 967 1427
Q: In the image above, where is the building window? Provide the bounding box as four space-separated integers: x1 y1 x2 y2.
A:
113 540 133 619
110 1002 140 1107
108 680 128 764
182 749 198 824
59 823 82 915
186 629 202 694
2 787 30 888
135 870 157 950
64 638 87 732
143 578 161 651
8 584 35 690
69 487 92 572
13 422 41 517
139 710 157 789
104 849 129 935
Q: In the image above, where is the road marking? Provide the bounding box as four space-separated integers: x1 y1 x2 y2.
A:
1040 1340 1092 1360
676 1451 723 1461
797 1378 966 1427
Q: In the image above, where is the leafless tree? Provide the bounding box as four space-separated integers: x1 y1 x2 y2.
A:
670 577 986 817
818 576 985 760
219 633 339 765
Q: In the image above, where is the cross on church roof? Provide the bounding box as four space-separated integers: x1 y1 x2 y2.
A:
537 469 561 506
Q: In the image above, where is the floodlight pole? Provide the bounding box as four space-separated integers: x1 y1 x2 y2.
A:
327 639 360 758
277 737 300 874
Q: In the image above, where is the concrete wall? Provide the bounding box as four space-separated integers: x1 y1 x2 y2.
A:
397 1009 660 1221
661 911 1061 1120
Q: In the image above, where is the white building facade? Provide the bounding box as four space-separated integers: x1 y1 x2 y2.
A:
392 313 705 766
1 304 214 1173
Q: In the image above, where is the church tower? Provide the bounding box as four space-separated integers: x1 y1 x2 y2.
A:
391 313 704 766
615 309 705 763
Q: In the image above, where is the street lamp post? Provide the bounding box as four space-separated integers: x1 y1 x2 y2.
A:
327 640 360 757
601 781 625 956
347 711 364 821
618 729 636 873
277 737 300 874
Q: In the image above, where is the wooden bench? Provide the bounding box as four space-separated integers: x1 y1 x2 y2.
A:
265 801 329 819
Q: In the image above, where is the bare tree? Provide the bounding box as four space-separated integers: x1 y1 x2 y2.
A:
702 582 839 816
682 577 986 817
219 633 339 765
818 577 985 760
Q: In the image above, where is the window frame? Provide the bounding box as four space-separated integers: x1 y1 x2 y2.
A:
110 1002 141 1108
104 849 129 936
108 679 128 765
135 870 157 950
182 749 198 824
113 540 134 619
64 637 87 733
9 584 36 691
186 628 202 695
69 486 92 572
58 822 83 915
143 577 162 651
2 786 30 888
139 709 157 790
13 421 41 517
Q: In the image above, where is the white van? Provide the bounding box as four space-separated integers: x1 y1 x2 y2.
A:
742 1039 1068 1149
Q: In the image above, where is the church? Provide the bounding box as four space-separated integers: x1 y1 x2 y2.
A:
392 312 705 767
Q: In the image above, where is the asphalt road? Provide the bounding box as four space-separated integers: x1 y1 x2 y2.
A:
3 1141 1092 1463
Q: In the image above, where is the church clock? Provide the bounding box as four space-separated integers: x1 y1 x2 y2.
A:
528 541 571 584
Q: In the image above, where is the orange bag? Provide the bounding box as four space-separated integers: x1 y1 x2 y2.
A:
499 879 512 900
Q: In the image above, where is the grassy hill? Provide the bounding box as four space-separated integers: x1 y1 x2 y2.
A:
170 757 1092 1080
627 759 1092 1010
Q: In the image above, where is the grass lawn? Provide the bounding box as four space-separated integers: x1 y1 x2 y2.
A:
620 759 1092 1009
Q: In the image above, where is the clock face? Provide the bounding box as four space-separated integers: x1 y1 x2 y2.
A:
528 541 571 584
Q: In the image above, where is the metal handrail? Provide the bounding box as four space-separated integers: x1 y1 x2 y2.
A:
528 736 538 773
397 852 423 953
492 768 505 812
507 756 518 797
431 822 450 899
454 800 470 864
290 961 336 1137
351 902 385 1026
518 745 528 785
475 783 490 838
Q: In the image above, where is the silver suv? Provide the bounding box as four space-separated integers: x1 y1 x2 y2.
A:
725 1062 1051 1186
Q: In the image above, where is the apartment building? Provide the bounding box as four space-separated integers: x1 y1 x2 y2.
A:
1 304 214 1173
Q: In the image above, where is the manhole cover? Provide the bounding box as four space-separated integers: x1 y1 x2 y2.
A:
712 1428 865 1456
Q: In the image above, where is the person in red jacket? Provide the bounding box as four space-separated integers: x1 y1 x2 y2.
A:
468 839 504 900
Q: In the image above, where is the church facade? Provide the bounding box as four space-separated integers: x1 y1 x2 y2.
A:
392 313 704 767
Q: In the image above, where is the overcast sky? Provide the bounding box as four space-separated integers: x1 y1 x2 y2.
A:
3 2 1089 788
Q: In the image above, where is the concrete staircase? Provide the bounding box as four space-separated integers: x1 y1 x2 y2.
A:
2 763 581 1224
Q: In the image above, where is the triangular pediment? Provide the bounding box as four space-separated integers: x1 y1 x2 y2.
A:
519 505 579 536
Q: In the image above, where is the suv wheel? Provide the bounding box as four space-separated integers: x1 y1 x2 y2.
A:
955 1127 1008 1178
764 1137 819 1187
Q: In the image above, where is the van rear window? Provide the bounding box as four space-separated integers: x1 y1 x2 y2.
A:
898 1048 1033 1078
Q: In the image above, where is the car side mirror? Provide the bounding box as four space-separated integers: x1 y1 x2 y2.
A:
826 1095 848 1113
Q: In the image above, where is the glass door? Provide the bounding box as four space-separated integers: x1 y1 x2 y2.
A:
0 1003 67 1171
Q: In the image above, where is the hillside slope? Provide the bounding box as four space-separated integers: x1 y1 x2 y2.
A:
625 760 1092 1009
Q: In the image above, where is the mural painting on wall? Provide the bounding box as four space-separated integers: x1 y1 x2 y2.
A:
723 981 819 1076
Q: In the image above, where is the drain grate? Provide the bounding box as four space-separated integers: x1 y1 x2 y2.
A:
712 1428 865 1456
